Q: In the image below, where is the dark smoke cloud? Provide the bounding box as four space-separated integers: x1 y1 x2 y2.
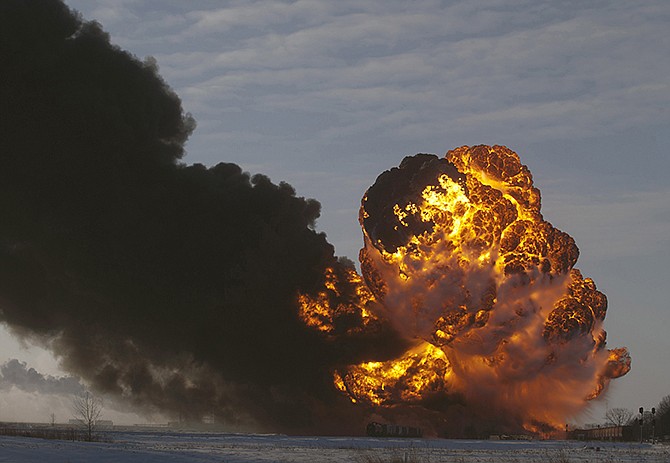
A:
0 0 400 433
0 359 84 395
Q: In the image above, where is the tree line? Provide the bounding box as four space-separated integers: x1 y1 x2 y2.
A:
604 395 670 440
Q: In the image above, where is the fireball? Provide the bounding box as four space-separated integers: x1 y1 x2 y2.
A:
299 145 630 433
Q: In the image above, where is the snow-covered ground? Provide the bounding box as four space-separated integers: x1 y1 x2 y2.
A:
1 430 668 462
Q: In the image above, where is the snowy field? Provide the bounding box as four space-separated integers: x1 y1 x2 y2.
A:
1 430 668 462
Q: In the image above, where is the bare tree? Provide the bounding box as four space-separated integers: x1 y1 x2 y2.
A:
605 407 634 426
72 391 103 441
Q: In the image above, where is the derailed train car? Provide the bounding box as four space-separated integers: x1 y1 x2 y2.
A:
366 421 423 438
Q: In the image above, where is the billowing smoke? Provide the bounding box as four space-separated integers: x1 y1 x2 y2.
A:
0 359 84 396
0 0 401 433
0 359 170 420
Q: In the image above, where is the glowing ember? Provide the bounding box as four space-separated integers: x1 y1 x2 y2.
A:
299 145 630 433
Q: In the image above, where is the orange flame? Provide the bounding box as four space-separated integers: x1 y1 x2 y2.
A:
299 145 630 433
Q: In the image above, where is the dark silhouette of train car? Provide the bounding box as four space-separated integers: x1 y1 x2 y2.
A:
366 421 423 438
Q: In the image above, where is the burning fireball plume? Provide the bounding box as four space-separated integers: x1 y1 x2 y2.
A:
299 147 631 434
0 0 629 436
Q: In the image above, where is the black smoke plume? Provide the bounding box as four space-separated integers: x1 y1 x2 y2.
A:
0 359 83 396
0 0 400 433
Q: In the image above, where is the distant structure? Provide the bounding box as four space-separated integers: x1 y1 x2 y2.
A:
366 422 422 438
488 434 533 441
68 419 113 430
569 425 635 442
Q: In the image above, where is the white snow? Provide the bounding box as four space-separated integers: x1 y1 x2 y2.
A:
1 431 668 462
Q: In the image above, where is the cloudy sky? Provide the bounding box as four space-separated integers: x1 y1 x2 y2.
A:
2 0 668 425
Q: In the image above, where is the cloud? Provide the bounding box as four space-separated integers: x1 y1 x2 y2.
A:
63 0 670 174
111 0 665 164
543 189 670 260
184 0 335 35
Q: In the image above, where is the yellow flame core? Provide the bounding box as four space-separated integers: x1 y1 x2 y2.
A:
338 342 451 406
297 145 630 432
297 266 375 334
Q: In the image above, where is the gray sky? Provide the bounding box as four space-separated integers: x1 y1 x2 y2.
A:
2 0 668 425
